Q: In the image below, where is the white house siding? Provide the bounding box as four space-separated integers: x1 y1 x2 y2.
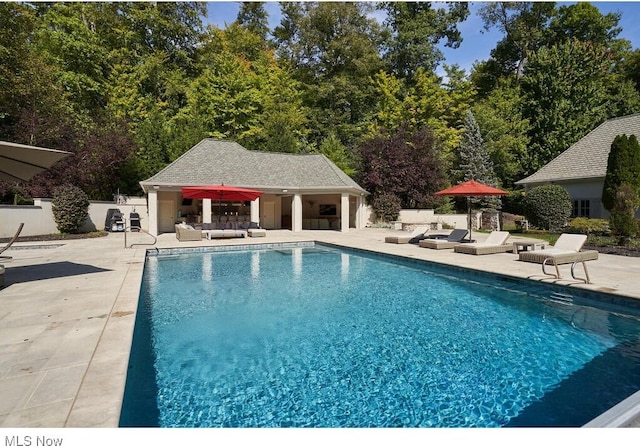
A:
560 180 608 219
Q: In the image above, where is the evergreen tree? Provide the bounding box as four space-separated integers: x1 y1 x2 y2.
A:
602 134 640 212
454 110 501 215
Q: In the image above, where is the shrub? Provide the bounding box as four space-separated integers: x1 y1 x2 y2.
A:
609 183 639 244
602 134 640 212
52 184 90 234
522 184 572 231
371 192 402 223
566 217 610 235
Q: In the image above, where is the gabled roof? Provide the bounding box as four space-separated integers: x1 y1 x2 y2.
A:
516 114 640 185
139 139 368 194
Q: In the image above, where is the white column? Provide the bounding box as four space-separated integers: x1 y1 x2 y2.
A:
356 195 366 229
251 198 260 225
341 193 349 232
292 193 303 232
203 198 212 224
148 189 158 236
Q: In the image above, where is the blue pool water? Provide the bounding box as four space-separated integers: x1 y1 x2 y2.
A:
120 243 640 427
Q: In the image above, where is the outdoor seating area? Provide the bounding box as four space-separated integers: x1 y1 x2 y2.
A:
382 229 601 283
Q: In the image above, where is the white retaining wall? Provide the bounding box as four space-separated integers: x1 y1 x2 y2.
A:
0 197 148 238
397 209 477 230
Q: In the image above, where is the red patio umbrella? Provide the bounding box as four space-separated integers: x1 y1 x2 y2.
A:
435 180 508 241
182 184 264 222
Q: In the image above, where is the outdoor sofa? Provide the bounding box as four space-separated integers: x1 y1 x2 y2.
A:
175 223 202 241
201 221 265 239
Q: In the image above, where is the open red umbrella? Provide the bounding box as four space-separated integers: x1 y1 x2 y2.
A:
435 180 508 241
182 184 264 222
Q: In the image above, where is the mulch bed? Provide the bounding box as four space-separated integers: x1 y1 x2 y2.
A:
1 232 108 244
584 244 640 257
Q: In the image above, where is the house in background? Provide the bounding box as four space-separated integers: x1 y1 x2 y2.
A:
139 139 370 236
515 114 640 219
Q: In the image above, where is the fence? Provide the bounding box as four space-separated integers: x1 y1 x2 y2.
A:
0 197 148 238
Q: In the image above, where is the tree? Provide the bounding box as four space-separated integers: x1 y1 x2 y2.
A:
236 1 269 41
471 78 530 188
273 2 385 147
180 24 307 154
523 184 572 231
609 183 639 244
356 126 448 211
454 111 501 215
478 2 556 83
521 39 622 175
379 1 469 79
52 184 89 234
602 134 640 212
317 132 356 177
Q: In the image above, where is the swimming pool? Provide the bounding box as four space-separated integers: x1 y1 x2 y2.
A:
119 242 640 427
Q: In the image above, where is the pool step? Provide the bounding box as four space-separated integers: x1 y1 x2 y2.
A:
549 291 574 305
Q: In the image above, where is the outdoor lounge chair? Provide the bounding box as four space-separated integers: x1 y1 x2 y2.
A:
0 223 24 260
453 231 512 255
418 229 469 250
385 225 431 244
518 233 598 283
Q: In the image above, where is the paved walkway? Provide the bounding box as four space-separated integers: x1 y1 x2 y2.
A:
1 228 639 427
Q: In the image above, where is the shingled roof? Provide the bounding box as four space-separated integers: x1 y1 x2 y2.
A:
516 114 640 186
139 139 368 194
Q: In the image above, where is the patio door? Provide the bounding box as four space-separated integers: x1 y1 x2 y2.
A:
158 200 176 233
262 201 276 229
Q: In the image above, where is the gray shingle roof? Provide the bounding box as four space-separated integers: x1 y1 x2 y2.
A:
516 114 640 185
139 139 368 194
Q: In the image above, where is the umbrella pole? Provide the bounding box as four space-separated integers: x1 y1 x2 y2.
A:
467 197 472 242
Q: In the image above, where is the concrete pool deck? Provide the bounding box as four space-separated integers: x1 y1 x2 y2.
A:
1 228 640 428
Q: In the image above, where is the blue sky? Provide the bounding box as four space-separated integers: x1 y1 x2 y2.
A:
205 1 640 76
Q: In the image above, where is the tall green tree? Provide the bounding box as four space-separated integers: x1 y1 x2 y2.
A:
236 1 270 41
478 1 556 83
602 134 640 212
378 1 468 79
273 2 385 147
520 39 628 175
453 111 501 214
178 24 307 154
472 78 530 188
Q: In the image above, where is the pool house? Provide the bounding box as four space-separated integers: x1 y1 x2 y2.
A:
139 139 370 236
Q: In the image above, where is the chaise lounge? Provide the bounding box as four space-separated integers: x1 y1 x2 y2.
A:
518 233 598 283
384 225 431 244
453 231 512 255
418 229 469 250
